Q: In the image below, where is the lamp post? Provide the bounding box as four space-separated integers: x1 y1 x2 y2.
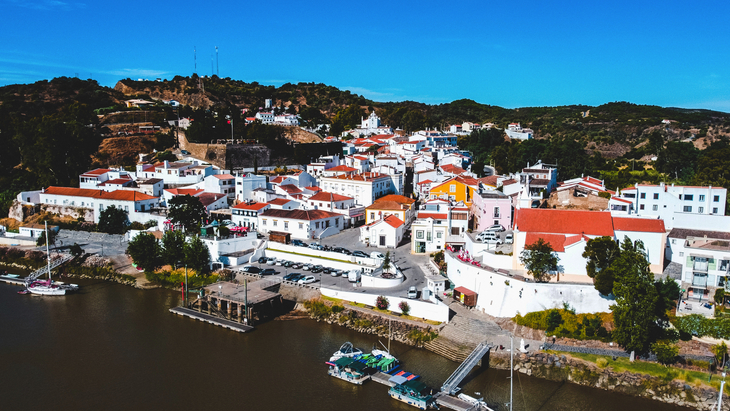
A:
184 263 189 307
226 115 234 140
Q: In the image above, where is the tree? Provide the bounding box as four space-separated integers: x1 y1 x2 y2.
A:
376 295 390 310
399 301 410 316
382 251 392 273
168 195 207 233
161 230 186 266
656 141 699 181
184 235 210 274
36 228 56 247
582 236 621 295
97 206 129 234
126 233 162 272
714 341 728 369
546 309 564 333
519 238 559 282
330 104 365 136
652 340 679 365
610 238 660 355
401 110 425 133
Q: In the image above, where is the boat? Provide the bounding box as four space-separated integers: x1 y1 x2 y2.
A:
24 222 77 296
326 357 371 385
458 393 494 410
329 342 363 362
388 374 434 410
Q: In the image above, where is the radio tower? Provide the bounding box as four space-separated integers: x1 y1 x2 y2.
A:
194 46 197 74
216 46 219 76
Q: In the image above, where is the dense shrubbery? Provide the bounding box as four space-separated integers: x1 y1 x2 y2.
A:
303 299 332 319
514 309 612 340
144 268 218 289
0 247 47 269
673 314 730 339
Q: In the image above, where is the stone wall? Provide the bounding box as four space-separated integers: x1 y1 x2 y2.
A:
41 204 94 222
8 200 39 222
180 134 271 170
490 351 728 411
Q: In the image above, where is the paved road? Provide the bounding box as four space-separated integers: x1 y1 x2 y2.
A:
55 230 128 257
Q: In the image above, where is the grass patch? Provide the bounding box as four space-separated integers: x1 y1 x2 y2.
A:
546 350 721 390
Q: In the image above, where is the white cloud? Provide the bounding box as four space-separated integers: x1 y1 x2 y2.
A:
5 0 85 10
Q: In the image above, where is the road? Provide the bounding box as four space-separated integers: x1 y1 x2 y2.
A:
54 230 128 257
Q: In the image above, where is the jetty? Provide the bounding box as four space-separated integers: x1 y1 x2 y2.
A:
0 274 26 286
169 307 254 332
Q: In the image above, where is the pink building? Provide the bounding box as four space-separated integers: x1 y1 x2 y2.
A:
470 188 512 231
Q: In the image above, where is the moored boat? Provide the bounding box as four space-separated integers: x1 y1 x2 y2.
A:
329 342 363 362
388 374 434 410
326 357 371 385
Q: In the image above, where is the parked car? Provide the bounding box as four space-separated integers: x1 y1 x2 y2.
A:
266 257 277 265
352 250 368 258
330 269 340 277
302 264 312 271
258 257 268 264
309 243 323 250
505 233 514 244
298 275 316 284
476 231 502 244
291 262 302 269
284 273 303 282
322 267 333 274
181 150 190 155
221 219 235 227
485 224 505 232
370 252 385 259
260 268 277 276
283 261 293 268
408 286 418 299
310 265 323 273
291 239 307 247
337 248 352 255
347 270 361 283
241 265 260 274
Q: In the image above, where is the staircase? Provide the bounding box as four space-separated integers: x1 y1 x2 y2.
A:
441 342 492 395
25 253 75 284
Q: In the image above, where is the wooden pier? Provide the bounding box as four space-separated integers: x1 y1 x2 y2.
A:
169 307 254 332
433 392 483 411
370 372 397 387
0 275 26 286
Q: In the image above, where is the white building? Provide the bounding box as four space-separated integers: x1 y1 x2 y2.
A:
231 202 270 229
235 173 268 203
614 183 727 229
320 172 394 207
666 228 730 302
136 160 215 186
258 209 343 239
505 123 533 140
39 187 160 225
187 174 236 203
360 215 404 248
268 198 299 210
255 111 275 124
410 200 470 254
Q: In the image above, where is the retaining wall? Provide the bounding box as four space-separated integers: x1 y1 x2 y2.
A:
320 287 449 323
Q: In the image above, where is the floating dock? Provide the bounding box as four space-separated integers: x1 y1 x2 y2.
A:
169 307 254 333
433 392 484 411
371 372 396 387
0 275 25 286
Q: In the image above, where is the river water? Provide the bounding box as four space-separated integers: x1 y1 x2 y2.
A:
0 277 691 411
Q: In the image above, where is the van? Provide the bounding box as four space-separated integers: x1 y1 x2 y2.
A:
348 269 361 283
371 252 385 260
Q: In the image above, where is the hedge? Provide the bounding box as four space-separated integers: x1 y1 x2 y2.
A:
673 314 730 339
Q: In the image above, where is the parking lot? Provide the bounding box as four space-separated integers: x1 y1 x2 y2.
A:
55 230 128 256
235 228 432 299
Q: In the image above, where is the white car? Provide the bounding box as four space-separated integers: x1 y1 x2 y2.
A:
298 275 316 284
485 224 505 232
266 257 277 265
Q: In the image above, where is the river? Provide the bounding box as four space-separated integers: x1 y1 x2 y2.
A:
0 277 692 411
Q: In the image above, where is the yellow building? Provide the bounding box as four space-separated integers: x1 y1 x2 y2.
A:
365 194 416 225
428 176 479 205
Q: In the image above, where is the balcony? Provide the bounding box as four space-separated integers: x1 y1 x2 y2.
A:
693 261 709 272
692 273 708 288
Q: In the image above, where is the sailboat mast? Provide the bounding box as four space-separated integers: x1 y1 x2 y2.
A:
510 334 514 411
45 222 51 281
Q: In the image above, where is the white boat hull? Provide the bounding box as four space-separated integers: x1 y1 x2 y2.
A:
28 286 66 296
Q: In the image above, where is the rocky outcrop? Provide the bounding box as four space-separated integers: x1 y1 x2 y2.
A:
490 351 729 411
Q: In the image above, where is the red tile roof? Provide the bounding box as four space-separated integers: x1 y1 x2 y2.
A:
278 184 302 194
305 186 321 192
525 233 570 252
233 202 270 211
502 179 517 186
269 176 286 184
417 213 448 220
326 165 358 172
213 174 235 180
308 191 353 202
417 179 433 185
383 215 404 228
269 198 293 206
515 209 615 237
374 194 416 205
43 186 157 202
612 217 666 233
479 176 499 186
165 188 204 196
440 164 467 175
198 193 225 207
323 172 390 182
81 168 111 177
259 209 340 221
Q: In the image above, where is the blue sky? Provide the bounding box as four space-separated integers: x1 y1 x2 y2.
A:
2 0 729 111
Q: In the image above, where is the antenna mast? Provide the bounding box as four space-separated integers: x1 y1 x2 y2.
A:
216 46 219 76
194 46 197 74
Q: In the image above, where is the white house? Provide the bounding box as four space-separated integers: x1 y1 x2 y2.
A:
360 215 404 248
258 209 343 239
136 160 215 186
231 202 270 230
306 191 364 227
39 187 160 225
320 172 394 207
187 174 236 203
614 182 727 229
235 173 268 203
505 123 533 140
197 192 228 212
255 111 275 124
666 228 730 302
268 198 299 210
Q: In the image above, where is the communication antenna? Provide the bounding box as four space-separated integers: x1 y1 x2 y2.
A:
216 46 219 76
211 55 214 77
194 46 197 74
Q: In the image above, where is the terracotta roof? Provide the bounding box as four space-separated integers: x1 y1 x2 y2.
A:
440 164 467 175
80 168 110 177
323 172 390 182
668 228 730 240
417 179 433 185
479 176 499 187
165 188 203 196
326 165 358 172
525 233 571 252
269 176 286 184
374 194 415 205
278 184 302 194
515 209 614 237
611 196 633 204
198 193 225 207
612 217 666 233
530 178 550 186
43 186 157 202
213 174 234 180
259 209 340 221
383 215 404 228
269 198 293 206
233 202 270 211
305 186 321 192
308 191 353 202
417 213 448 220
367 201 408 211
502 179 517 186
454 286 476 296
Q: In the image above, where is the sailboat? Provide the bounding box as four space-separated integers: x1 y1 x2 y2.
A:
26 222 74 296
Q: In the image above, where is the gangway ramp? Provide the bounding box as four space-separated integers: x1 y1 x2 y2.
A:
25 253 75 284
441 342 491 395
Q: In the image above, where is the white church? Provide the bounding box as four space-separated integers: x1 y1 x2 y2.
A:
349 111 393 137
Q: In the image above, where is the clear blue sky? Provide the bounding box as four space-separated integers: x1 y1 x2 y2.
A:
2 0 729 111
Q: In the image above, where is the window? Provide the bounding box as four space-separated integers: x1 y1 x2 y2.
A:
370 212 375 220
273 220 277 227
700 195 705 201
679 252 684 257
715 195 720 202
684 206 692 212
284 222 288 230
450 184 456 193
713 208 719 214
653 193 659 200
493 207 501 218
699 207 704 213
639 204 645 210
262 219 267 226
315 222 320 229
416 230 424 239
652 205 658 211
640 193 646 199
298 222 303 229
685 194 694 201
436 231 443 239
671 239 676 244
427 231 432 241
